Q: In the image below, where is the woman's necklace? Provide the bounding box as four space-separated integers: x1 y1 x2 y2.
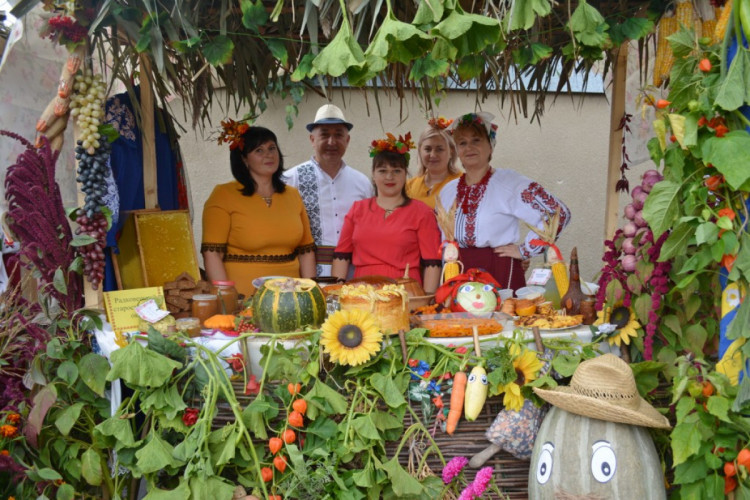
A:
377 198 404 219
257 186 274 207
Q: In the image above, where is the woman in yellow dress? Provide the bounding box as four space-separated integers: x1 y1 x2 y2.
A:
202 124 316 296
406 117 462 209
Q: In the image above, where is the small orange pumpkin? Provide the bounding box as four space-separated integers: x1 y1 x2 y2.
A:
203 314 236 330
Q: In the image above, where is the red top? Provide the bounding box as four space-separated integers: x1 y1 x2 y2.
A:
334 198 442 283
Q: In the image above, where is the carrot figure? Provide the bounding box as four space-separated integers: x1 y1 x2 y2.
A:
446 369 467 435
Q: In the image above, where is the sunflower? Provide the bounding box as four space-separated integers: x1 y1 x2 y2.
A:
320 309 383 366
594 305 641 347
499 346 543 412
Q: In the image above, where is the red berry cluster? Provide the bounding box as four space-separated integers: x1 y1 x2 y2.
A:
47 15 88 44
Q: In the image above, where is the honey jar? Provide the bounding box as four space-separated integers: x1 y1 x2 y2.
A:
209 280 239 315
176 317 201 337
191 294 219 326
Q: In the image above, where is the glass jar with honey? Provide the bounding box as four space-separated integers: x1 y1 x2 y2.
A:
191 294 219 326
209 280 239 315
176 317 201 337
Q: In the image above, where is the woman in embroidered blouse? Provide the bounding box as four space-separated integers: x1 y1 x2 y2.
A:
202 125 316 297
406 118 462 209
331 133 442 295
437 112 571 291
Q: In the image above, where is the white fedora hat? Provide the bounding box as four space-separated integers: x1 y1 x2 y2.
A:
306 104 354 132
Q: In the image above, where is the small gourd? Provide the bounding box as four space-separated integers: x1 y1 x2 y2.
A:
253 278 326 333
203 314 236 331
463 365 488 421
560 247 585 315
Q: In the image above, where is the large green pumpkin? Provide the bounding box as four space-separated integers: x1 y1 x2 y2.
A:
252 278 326 333
528 406 666 499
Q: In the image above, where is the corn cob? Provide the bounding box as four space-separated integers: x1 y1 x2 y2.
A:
675 0 695 28
552 260 569 298
442 261 461 283
703 19 717 40
654 15 678 87
714 0 733 44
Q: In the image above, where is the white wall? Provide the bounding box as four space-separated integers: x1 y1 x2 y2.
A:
174 89 655 284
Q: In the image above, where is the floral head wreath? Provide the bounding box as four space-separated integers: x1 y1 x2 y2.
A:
428 116 453 130
217 119 250 151
369 132 415 163
449 112 498 148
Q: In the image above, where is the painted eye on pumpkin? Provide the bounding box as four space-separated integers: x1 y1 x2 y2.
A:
482 284 493 292
590 441 617 483
536 442 554 484
460 284 473 293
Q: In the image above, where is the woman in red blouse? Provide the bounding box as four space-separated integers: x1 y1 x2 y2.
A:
331 133 442 294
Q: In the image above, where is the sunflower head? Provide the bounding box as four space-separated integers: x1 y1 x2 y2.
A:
320 309 383 366
594 304 641 347
500 347 543 411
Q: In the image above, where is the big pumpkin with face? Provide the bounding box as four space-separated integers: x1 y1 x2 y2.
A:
528 406 666 499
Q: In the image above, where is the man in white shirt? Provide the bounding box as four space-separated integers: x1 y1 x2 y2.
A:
284 104 373 277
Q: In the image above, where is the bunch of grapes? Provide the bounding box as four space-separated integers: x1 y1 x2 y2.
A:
70 70 110 288
69 72 106 155
75 139 111 218
75 211 107 289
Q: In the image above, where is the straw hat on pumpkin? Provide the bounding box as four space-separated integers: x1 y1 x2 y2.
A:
533 353 671 429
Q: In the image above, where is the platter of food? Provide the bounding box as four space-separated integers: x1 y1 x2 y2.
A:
513 314 583 330
411 312 507 338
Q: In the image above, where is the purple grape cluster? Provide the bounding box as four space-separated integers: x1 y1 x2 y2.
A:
74 211 107 289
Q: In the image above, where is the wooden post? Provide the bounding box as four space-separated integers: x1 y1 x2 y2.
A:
604 44 628 241
139 55 159 209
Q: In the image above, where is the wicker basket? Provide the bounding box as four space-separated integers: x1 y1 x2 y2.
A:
384 395 530 500
211 383 529 499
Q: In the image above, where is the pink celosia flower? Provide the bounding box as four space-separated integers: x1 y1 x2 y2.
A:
472 466 493 496
457 487 476 500
442 456 469 484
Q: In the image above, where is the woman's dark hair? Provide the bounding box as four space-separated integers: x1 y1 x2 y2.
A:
371 150 410 204
229 126 286 196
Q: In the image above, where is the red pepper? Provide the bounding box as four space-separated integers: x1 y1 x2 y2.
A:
718 208 736 221
699 58 712 72
292 399 307 415
261 466 273 482
655 99 670 109
722 254 737 272
704 175 724 191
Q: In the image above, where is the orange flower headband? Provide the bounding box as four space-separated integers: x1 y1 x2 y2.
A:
428 116 453 130
369 132 415 163
217 119 250 151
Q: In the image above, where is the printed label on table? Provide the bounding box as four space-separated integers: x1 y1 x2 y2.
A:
135 299 170 323
103 287 165 334
527 268 552 286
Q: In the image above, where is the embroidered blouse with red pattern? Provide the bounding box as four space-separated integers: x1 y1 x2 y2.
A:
438 168 570 260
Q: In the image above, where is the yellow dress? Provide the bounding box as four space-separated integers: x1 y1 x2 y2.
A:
201 181 315 296
406 173 462 209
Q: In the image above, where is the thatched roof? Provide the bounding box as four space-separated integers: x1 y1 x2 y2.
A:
25 0 668 128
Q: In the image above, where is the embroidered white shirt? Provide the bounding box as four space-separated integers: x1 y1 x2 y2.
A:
437 169 571 260
284 157 373 275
